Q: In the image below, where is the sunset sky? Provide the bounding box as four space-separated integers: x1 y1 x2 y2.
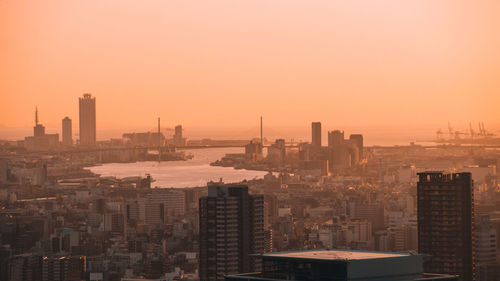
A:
1 0 499 141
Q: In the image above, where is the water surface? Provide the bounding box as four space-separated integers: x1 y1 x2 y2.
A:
87 147 268 188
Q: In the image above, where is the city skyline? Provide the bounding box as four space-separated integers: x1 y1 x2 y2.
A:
2 1 500 132
0 102 497 146
2 1 500 281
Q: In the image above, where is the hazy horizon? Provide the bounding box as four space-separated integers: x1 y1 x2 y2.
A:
2 121 499 146
2 1 500 134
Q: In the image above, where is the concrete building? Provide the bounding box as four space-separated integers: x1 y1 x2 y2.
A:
123 132 165 147
79 93 96 146
267 139 286 166
62 117 72 146
25 108 59 151
417 172 475 281
328 130 344 147
199 183 264 281
349 134 364 160
311 122 322 148
144 189 186 225
41 256 86 281
104 213 125 235
475 215 498 281
225 249 458 281
245 141 263 162
173 125 186 146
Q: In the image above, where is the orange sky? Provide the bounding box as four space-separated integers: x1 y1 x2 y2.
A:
1 0 499 139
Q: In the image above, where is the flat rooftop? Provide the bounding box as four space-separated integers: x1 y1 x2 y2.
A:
261 249 413 261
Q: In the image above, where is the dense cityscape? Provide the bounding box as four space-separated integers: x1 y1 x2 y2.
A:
3 1 500 281
0 94 498 281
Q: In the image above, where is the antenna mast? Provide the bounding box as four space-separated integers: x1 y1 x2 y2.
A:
158 117 161 163
260 116 263 145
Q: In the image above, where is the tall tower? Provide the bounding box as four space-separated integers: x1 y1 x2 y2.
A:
199 183 264 281
158 117 161 163
78 93 96 146
311 122 321 148
260 116 263 145
62 117 72 146
417 172 475 281
33 107 45 137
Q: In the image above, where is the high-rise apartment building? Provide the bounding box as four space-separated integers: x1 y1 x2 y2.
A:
144 189 186 225
62 117 72 146
417 172 475 281
311 122 322 148
475 215 498 281
328 130 344 147
79 93 96 146
199 183 264 281
349 134 364 159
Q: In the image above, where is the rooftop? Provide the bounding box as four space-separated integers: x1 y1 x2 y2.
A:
260 249 415 261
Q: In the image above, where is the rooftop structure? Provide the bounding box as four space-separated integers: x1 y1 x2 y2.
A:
225 249 458 281
417 172 474 281
263 249 409 261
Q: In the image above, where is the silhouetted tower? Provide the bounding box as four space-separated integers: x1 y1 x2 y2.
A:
79 93 96 146
199 183 264 281
33 107 46 137
158 117 161 163
311 122 321 148
417 172 475 281
62 117 72 146
260 116 263 145
349 134 364 159
328 130 344 147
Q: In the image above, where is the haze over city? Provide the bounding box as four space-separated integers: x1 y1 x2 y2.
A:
1 2 500 281
2 0 500 144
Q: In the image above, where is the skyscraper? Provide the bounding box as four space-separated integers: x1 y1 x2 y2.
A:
199 183 264 281
417 172 475 281
62 117 72 146
311 122 322 148
78 93 96 146
328 130 344 147
349 134 364 159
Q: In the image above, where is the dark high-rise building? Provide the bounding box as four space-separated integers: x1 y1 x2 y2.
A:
199 183 264 281
349 134 363 159
79 93 96 146
327 130 344 147
417 172 475 281
62 116 72 146
311 122 322 148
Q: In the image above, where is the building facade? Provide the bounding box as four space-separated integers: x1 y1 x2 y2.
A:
417 172 475 281
311 122 322 148
62 117 72 146
79 93 96 146
199 183 264 281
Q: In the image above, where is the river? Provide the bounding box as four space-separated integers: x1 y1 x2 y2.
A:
86 147 268 188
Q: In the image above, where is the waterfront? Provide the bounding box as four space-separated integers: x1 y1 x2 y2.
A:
87 147 269 188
